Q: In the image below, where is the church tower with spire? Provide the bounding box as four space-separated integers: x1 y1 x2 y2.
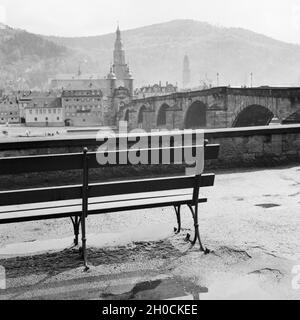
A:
113 25 127 79
106 25 134 126
112 26 133 83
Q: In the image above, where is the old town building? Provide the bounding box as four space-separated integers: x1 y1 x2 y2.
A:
17 91 42 123
62 84 104 127
0 95 20 124
25 93 64 127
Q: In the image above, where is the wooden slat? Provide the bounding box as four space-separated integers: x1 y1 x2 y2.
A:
87 144 219 168
0 184 82 206
0 189 193 214
0 153 83 175
88 194 207 215
0 174 215 206
0 193 207 224
0 144 219 175
89 173 215 197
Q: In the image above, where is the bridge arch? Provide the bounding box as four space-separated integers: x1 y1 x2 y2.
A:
137 105 147 124
233 105 274 127
282 111 300 124
157 104 170 126
184 101 207 129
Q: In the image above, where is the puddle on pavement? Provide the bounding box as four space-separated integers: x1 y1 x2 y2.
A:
289 192 300 197
255 203 281 209
263 194 280 198
101 277 208 300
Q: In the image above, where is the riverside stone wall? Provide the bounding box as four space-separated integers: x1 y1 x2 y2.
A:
205 125 300 168
1 125 300 169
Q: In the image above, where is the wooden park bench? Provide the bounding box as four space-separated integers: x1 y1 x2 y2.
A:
0 131 219 270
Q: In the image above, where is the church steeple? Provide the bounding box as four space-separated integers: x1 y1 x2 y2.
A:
109 25 134 97
113 25 127 78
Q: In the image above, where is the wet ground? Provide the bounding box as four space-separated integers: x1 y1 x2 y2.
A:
0 165 300 299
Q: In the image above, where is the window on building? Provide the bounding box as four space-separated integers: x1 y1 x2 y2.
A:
57 117 60 121
34 117 37 121
53 109 56 114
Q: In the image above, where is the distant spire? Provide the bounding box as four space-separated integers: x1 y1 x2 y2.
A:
113 24 127 78
183 54 191 88
78 63 82 77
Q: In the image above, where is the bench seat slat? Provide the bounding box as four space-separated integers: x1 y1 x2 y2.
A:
0 189 193 214
0 192 207 224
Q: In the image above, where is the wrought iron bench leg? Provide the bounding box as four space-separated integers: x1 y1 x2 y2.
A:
70 216 81 246
174 205 182 234
81 211 89 271
81 147 89 271
187 204 210 254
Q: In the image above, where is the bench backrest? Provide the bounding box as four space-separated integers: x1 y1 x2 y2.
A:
0 131 220 208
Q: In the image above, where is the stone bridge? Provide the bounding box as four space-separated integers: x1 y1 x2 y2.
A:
121 87 300 131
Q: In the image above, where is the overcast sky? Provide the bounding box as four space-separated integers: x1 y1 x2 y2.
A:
0 0 300 43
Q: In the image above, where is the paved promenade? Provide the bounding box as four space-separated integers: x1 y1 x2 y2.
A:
0 166 300 299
